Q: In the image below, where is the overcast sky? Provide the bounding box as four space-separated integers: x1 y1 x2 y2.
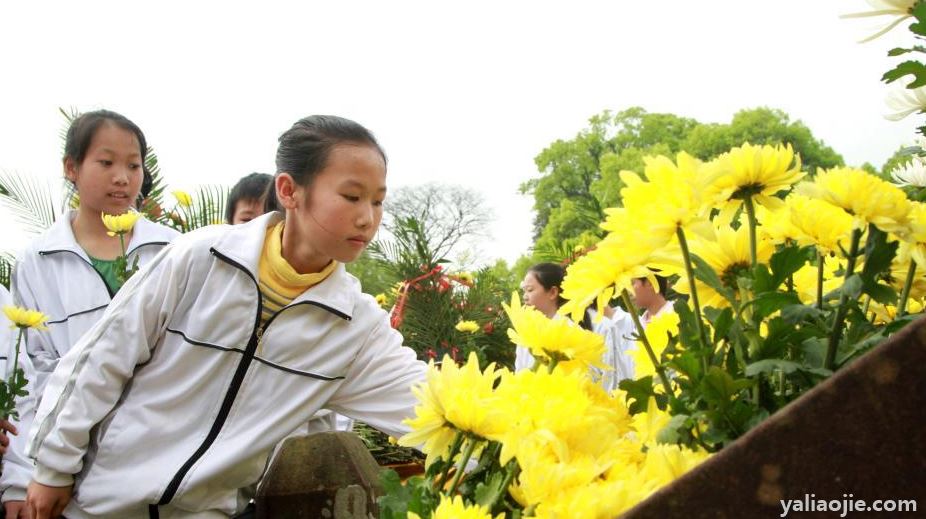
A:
1 0 920 263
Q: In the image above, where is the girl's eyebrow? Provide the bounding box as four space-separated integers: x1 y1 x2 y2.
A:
96 147 141 158
341 179 387 193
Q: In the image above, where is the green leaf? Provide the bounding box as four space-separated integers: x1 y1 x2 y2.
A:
656 413 689 444
751 264 776 294
744 359 802 377
833 274 864 300
769 245 812 288
864 282 898 305
690 253 735 304
619 376 658 414
780 304 825 325
668 351 703 381
746 292 801 320
911 1 926 35
704 307 733 344
377 470 411 519
473 470 508 507
861 226 898 279
700 367 752 409
883 60 926 87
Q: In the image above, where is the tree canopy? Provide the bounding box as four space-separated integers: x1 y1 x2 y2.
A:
521 106 845 254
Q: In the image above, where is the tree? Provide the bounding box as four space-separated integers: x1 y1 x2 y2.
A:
682 107 843 173
522 106 846 256
383 182 491 264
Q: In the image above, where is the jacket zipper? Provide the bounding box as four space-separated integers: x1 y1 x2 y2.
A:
157 248 263 505
156 248 352 505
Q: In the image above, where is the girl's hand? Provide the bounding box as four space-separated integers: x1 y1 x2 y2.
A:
26 482 71 519
4 500 28 519
0 419 18 455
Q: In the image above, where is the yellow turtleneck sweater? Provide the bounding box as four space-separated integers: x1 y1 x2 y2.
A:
257 222 338 327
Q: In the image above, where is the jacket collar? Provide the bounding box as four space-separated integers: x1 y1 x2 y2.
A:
37 210 178 261
211 212 358 320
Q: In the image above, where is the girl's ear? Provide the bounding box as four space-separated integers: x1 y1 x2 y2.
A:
549 285 561 302
63 157 79 183
275 173 299 210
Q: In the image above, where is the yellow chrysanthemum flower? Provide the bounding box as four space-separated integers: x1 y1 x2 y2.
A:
639 443 710 487
454 271 474 284
2 305 50 330
898 202 926 269
618 152 716 243
374 293 388 307
708 143 804 222
629 312 680 379
399 353 502 466
503 292 606 369
795 167 911 234
407 494 503 519
101 211 141 237
756 204 801 246
674 222 774 309
455 320 480 334
786 194 855 255
560 215 677 322
172 190 193 208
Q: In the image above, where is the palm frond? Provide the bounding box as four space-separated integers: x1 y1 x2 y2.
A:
139 149 170 224
0 170 59 234
186 184 229 231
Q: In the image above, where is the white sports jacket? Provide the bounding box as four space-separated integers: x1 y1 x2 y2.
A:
27 213 427 518
1 212 178 503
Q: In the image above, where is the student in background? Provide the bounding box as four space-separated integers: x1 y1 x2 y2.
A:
631 273 673 327
1 110 180 518
225 172 273 224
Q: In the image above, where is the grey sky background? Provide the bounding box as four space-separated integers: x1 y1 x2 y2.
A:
1 1 920 263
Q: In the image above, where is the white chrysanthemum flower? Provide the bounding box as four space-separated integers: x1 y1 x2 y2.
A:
891 157 926 187
842 0 918 42
885 84 926 121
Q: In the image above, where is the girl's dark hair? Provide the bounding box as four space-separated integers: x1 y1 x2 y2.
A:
225 172 273 223
264 115 387 214
63 110 153 202
527 262 593 331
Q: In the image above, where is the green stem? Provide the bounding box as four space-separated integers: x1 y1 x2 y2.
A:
621 290 673 395
677 227 711 370
743 196 758 267
825 228 863 370
816 250 825 311
3 329 25 419
436 431 464 489
118 233 127 258
898 261 917 317
449 436 477 493
489 461 520 512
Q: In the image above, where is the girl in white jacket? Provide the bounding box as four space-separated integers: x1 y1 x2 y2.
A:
2 111 179 518
25 115 428 519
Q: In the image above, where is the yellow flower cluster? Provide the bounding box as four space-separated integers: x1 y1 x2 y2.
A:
400 315 708 517
374 293 389 308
